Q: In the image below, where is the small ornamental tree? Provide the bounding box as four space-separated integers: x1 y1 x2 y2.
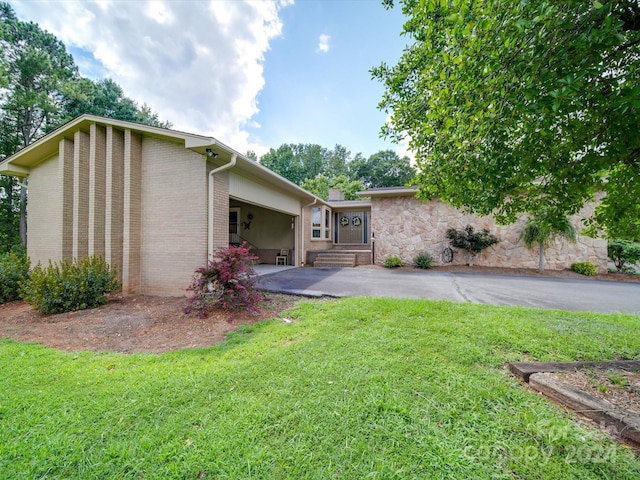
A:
446 225 499 266
608 240 640 273
185 243 264 318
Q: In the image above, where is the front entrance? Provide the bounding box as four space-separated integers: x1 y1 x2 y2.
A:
335 211 369 244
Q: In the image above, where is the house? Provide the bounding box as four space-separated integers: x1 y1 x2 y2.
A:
0 115 334 295
0 115 607 297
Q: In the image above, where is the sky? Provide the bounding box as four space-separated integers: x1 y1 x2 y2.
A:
9 0 412 159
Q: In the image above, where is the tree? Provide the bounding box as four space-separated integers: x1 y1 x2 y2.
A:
0 2 168 252
0 2 79 247
608 240 640 272
301 174 365 201
520 215 576 272
446 225 498 266
350 149 416 188
373 0 640 239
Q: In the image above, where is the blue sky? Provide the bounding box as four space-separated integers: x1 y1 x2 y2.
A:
9 0 410 159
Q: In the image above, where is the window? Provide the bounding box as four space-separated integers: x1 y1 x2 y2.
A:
311 206 331 240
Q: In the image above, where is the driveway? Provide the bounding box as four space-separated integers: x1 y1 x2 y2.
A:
254 266 640 315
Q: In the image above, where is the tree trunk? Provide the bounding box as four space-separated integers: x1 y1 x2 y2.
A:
469 253 475 267
538 243 545 272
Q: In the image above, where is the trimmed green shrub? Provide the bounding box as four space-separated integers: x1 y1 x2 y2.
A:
384 256 403 268
608 240 640 272
413 251 433 269
0 250 30 304
21 256 119 314
570 262 597 276
185 243 264 318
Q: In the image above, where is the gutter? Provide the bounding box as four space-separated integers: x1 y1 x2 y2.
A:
208 153 237 259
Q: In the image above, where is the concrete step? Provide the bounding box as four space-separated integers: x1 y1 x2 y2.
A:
313 253 356 268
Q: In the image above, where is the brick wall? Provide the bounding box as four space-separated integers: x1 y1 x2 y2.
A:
27 154 62 265
141 137 207 295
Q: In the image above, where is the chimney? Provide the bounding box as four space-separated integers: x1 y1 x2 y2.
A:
328 188 344 201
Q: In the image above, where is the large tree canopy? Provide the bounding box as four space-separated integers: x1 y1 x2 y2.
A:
0 2 167 252
373 0 640 239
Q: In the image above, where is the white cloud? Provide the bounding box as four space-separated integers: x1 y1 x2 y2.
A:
317 33 330 53
9 0 291 152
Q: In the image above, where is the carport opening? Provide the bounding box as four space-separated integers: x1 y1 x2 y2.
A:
229 199 296 266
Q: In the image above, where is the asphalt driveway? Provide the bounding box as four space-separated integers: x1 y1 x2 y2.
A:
255 266 640 315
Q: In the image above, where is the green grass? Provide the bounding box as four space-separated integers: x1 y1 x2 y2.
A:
1 298 639 479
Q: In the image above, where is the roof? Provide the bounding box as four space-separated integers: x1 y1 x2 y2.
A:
0 114 322 203
358 186 419 198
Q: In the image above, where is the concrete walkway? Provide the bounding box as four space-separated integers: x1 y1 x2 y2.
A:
254 266 640 315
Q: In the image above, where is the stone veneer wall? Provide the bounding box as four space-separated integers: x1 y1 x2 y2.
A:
371 197 607 272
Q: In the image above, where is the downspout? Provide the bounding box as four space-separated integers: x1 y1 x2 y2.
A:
301 197 317 266
208 154 237 260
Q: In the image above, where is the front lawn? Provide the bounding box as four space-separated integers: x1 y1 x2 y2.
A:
1 297 639 479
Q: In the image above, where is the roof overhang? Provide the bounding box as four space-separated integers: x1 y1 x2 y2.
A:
358 186 419 198
0 114 323 204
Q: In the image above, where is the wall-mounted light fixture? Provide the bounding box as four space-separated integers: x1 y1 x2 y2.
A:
206 148 219 158
291 217 295 230
242 213 254 230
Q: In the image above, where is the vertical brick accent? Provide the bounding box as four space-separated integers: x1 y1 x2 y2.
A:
60 138 75 261
73 130 90 259
122 130 142 294
88 123 106 256
105 126 124 284
212 171 230 251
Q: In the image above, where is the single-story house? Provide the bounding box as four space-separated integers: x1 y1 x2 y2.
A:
0 115 607 296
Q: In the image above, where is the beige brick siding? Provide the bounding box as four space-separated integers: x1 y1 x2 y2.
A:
211 170 230 253
141 137 207 295
60 138 74 261
88 124 106 257
27 154 62 265
72 130 90 259
105 126 124 284
122 130 142 294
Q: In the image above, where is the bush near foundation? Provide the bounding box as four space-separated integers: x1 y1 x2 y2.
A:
185 243 264 318
446 225 498 266
0 249 30 304
384 256 403 268
21 256 119 314
413 251 433 269
608 240 640 273
570 262 597 276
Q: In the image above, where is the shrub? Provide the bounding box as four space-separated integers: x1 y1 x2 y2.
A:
446 225 499 266
607 240 640 273
384 256 403 268
413 251 433 269
0 250 30 304
571 262 597 276
21 256 119 314
185 243 264 318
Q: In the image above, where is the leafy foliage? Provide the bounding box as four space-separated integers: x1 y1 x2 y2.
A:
520 214 576 272
446 225 498 266
301 174 365 201
185 243 264 318
384 256 404 268
413 250 433 269
374 0 640 239
608 240 640 272
260 143 414 197
21 256 119 314
0 2 168 252
570 262 597 276
0 248 29 303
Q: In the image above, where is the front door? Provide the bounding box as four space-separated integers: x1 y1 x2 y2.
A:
336 211 368 244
